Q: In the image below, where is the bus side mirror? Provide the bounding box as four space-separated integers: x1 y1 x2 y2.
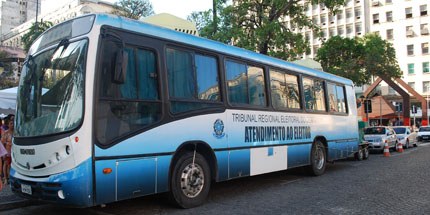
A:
113 49 128 84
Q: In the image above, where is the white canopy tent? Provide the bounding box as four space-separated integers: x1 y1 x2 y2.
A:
0 87 18 115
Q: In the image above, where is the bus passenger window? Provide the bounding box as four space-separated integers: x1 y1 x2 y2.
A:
97 43 161 145
303 77 326 111
225 60 266 106
327 83 347 113
270 69 300 110
166 48 221 113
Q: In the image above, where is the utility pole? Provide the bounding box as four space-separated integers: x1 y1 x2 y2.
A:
35 0 39 32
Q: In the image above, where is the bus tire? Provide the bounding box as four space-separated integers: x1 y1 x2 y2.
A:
355 148 364 161
363 147 369 160
307 141 326 176
170 152 211 208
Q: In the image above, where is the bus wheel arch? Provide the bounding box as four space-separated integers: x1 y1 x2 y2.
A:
307 136 327 176
168 141 217 208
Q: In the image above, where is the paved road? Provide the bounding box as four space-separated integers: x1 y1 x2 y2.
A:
5 143 430 215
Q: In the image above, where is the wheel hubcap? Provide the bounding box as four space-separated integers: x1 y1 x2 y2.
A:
180 163 204 198
314 145 325 169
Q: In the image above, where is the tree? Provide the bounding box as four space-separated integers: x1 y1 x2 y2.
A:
0 51 18 89
21 21 53 52
361 33 402 81
112 0 154 20
316 34 401 86
189 0 346 61
316 36 367 85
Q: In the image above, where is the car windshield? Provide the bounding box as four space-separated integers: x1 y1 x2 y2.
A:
393 127 406 134
419 127 430 132
364 127 386 135
15 39 87 138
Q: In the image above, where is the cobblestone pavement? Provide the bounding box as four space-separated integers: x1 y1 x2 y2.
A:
5 143 430 215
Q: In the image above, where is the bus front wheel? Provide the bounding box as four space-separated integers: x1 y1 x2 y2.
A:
307 141 326 176
170 152 211 208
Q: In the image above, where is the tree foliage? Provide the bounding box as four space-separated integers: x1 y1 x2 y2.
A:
316 34 401 86
112 0 154 20
0 51 18 89
189 0 346 61
21 21 53 52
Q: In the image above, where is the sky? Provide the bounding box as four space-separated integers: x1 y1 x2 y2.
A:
42 0 213 19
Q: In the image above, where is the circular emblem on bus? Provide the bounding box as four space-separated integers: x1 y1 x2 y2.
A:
213 119 225 139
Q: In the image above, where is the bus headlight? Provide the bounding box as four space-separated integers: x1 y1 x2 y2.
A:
58 190 65 199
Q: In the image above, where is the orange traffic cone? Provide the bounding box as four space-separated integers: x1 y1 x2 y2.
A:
397 142 404 153
383 141 390 157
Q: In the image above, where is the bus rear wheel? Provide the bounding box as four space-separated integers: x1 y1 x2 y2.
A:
170 152 211 208
307 141 326 176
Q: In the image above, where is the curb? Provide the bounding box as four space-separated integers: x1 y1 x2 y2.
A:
0 199 37 211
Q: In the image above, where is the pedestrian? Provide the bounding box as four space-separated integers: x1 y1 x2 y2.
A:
0 118 13 185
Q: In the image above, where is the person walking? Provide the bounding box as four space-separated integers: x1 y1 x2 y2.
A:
1 118 13 185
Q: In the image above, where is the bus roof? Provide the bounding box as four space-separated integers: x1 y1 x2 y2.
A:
94 13 354 86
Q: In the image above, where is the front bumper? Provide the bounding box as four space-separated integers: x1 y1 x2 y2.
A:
9 158 93 207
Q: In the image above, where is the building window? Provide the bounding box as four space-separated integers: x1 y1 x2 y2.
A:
385 0 392 3
356 24 362 35
405 7 413 19
312 15 318 24
346 25 353 34
424 62 430 73
408 63 415 74
355 7 361 19
422 24 429 35
407 45 414 55
373 14 379 24
386 29 393 40
337 12 343 20
329 28 336 36
338 27 344 35
329 15 335 23
408 82 415 90
388 87 396 95
423 43 429 54
321 15 327 25
346 9 353 19
421 5 428 16
423 81 430 93
386 11 393 22
406 26 414 37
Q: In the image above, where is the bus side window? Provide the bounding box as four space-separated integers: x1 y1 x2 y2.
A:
270 69 301 110
303 77 326 112
97 43 161 145
166 48 221 114
225 60 266 107
327 83 347 113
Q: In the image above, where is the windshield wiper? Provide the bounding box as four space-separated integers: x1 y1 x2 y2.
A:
53 39 70 56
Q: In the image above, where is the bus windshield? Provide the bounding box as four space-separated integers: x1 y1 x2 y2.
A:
15 39 87 138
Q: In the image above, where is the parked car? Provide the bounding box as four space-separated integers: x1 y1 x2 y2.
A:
364 126 398 152
393 126 417 149
417 126 430 142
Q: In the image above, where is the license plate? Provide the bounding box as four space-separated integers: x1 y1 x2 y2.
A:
21 184 32 195
423 137 428 139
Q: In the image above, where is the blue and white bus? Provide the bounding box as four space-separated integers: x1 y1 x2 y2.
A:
11 14 359 208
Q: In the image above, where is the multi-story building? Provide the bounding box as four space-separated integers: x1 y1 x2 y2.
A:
0 0 40 37
298 0 371 58
294 0 429 96
1 0 114 48
370 0 429 95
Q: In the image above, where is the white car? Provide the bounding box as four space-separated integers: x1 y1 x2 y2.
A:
417 126 430 142
393 126 417 149
364 127 398 152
